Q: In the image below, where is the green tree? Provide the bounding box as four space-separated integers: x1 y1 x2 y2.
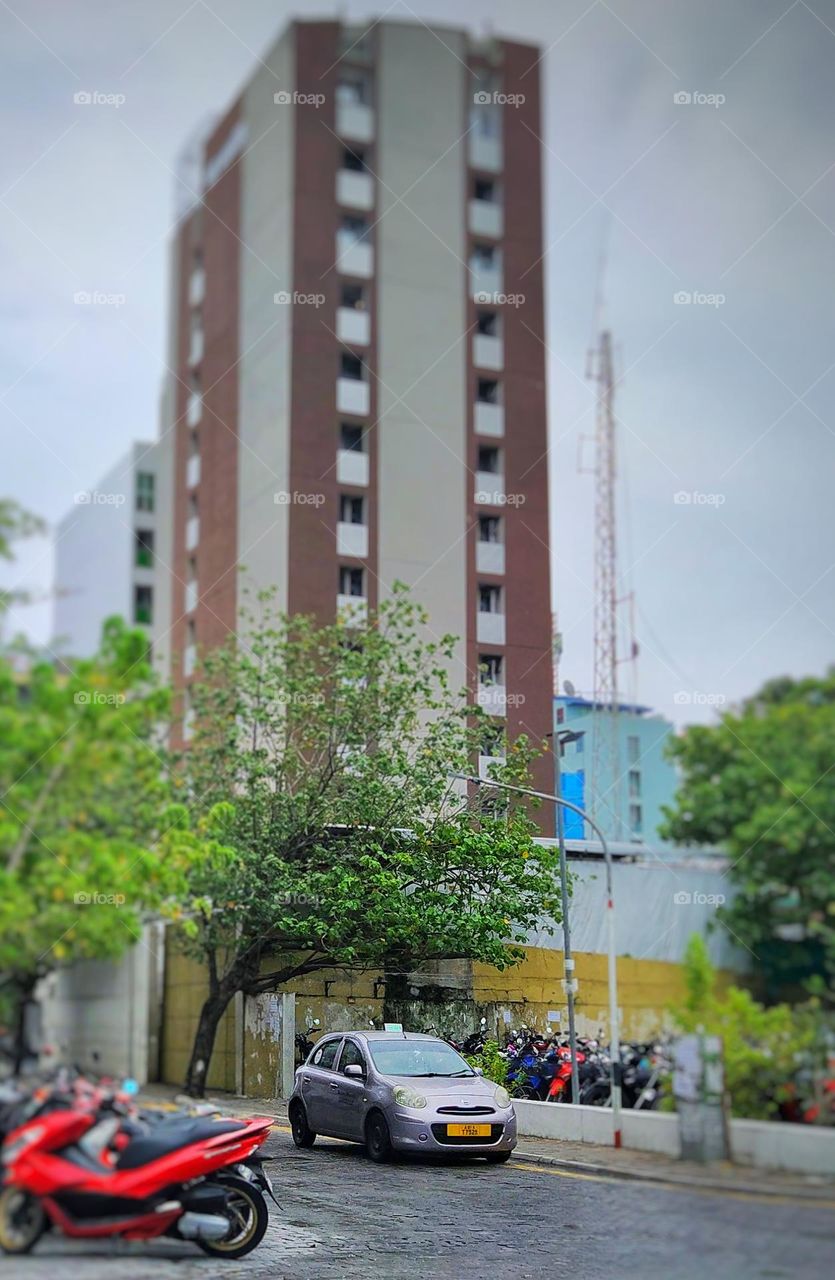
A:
0 618 186 1066
0 500 45 617
660 671 835 1002
173 587 561 1096
675 936 823 1120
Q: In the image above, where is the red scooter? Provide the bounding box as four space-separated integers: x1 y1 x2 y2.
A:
0 1086 274 1258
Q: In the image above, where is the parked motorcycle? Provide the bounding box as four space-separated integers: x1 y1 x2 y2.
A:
0 1077 275 1258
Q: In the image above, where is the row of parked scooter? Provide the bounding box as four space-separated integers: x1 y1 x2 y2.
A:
433 1020 670 1108
0 1068 276 1259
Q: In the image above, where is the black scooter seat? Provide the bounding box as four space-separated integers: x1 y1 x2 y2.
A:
115 1118 246 1170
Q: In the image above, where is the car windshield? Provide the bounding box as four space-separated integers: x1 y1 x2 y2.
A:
367 1039 475 1078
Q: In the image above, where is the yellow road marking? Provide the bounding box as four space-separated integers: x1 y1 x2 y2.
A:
267 1121 835 1210
511 1161 835 1209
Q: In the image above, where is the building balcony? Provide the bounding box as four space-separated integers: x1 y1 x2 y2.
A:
188 267 205 306
469 132 502 173
474 472 505 505
186 453 201 489
471 264 502 303
336 593 368 622
337 307 371 346
476 683 508 717
476 540 505 575
478 753 506 780
186 392 202 427
337 449 369 486
469 199 503 239
477 611 506 646
475 401 504 438
183 643 196 678
188 329 204 366
184 580 198 613
336 233 374 278
336 100 374 144
473 333 503 371
336 169 374 211
337 522 369 558
185 515 200 551
337 378 370 416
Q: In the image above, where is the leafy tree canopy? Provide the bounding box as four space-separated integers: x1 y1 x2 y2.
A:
660 671 835 1003
170 586 560 1095
0 618 189 1041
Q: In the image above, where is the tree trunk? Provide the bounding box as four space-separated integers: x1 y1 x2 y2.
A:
184 986 235 1098
12 974 38 1074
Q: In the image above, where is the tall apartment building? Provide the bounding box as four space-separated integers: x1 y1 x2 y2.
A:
155 18 552 789
53 441 159 658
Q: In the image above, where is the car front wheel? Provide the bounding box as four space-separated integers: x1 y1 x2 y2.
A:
289 1101 316 1148
365 1111 393 1163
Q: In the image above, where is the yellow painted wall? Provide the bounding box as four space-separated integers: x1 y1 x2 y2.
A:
161 938 237 1091
474 946 691 1042
161 938 734 1094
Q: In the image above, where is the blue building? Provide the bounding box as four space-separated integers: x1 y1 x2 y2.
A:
554 696 678 846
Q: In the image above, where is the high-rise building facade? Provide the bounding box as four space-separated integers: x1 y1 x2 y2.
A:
53 441 159 658
155 18 552 787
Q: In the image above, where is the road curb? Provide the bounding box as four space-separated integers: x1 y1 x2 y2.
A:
198 1094 835 1205
513 1147 835 1202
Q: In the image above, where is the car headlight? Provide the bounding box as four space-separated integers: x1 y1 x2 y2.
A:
494 1086 511 1109
392 1085 428 1110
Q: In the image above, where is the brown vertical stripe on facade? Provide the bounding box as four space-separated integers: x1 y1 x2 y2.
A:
170 103 243 741
500 42 554 807
288 21 341 621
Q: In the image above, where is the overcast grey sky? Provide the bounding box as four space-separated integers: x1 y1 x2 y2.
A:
1 0 833 725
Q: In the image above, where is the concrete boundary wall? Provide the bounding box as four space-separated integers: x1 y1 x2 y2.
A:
512 1100 835 1176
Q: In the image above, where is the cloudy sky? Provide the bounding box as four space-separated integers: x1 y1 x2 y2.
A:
1 0 833 725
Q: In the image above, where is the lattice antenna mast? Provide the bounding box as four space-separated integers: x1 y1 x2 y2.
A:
587 329 622 841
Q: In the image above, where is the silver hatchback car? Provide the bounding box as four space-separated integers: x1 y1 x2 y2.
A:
289 1031 516 1163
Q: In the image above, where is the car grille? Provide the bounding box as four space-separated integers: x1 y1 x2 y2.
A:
431 1123 504 1146
436 1106 496 1115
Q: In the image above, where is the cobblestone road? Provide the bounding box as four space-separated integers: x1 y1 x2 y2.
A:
5 1129 834 1280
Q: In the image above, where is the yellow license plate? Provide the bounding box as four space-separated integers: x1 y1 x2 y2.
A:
446 1123 491 1138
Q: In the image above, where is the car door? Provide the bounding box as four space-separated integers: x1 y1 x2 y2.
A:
328 1038 370 1140
299 1036 343 1134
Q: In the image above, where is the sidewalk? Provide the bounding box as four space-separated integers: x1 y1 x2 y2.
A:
139 1082 835 1204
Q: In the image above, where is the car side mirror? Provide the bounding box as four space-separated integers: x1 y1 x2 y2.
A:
474 1067 484 1076
343 1063 365 1078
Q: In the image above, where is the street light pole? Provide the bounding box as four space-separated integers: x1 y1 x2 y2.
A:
453 770 623 1148
552 732 580 1107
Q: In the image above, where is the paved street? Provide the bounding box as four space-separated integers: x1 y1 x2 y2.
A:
6 1129 835 1280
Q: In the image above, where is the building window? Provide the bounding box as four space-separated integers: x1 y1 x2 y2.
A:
340 214 370 245
477 445 501 474
628 769 641 799
341 282 367 311
478 515 501 543
340 422 365 452
627 734 640 764
134 584 153 625
136 471 155 512
189 429 199 457
478 584 502 614
336 69 372 105
477 377 500 404
340 351 365 381
339 566 365 597
629 803 643 836
135 529 154 568
340 494 365 525
479 654 503 685
476 310 499 337
473 176 498 203
342 145 367 172
187 618 196 645
471 243 497 271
